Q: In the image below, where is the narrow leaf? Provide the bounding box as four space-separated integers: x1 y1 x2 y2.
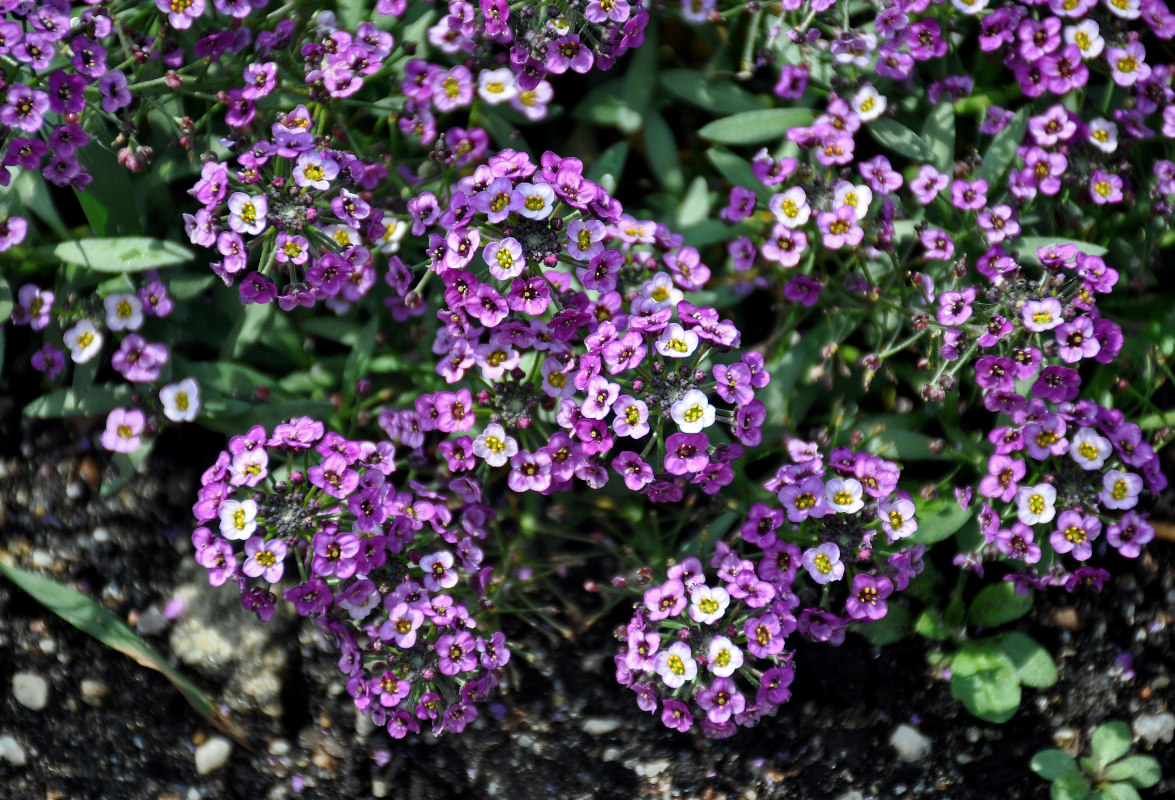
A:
644 111 685 194
55 237 192 273
0 562 244 742
660 69 766 115
978 108 1028 188
697 109 815 146
922 102 956 173
867 118 932 162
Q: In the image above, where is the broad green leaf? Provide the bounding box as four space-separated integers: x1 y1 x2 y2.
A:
300 316 364 346
1051 774 1092 800
912 496 974 545
24 385 131 418
867 118 932 162
222 300 273 360
1090 721 1133 771
681 220 756 248
54 237 192 273
173 357 277 401
3 168 68 238
706 148 774 203
0 562 243 742
950 657 1021 723
968 581 1034 627
922 102 956 173
1031 750 1082 781
167 273 216 301
992 631 1057 688
676 176 711 228
1104 756 1161 789
859 601 910 646
621 22 658 123
1092 784 1141 800
697 109 815 146
585 141 630 188
75 137 140 236
914 609 953 641
951 640 1015 676
1012 237 1107 264
978 108 1028 188
660 69 766 115
336 0 364 30
644 111 685 194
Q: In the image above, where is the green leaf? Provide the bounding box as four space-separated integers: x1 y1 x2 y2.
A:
867 118 933 162
101 441 152 499
644 111 685 194
3 168 68 238
585 141 630 189
1090 721 1134 771
922 102 956 173
24 385 131 418
977 108 1028 189
697 109 815 146
1011 237 1108 264
968 581 1034 627
950 642 1021 723
173 358 276 402
1092 783 1141 800
341 316 378 411
54 237 192 273
0 562 242 742
676 176 711 228
914 609 953 641
992 631 1057 688
1103 756 1161 789
1031 750 1082 781
859 601 910 646
222 300 273 360
706 148 774 203
660 69 766 115
0 278 12 322
74 137 141 236
1051 773 1093 800
912 496 974 545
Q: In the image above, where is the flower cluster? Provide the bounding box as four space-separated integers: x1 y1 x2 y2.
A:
382 147 770 500
618 554 797 738
617 445 926 737
191 418 509 737
970 378 1164 592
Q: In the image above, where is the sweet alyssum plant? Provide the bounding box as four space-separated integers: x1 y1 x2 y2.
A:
1 0 1171 748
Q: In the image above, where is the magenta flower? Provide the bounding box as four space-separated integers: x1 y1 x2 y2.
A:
937 288 976 325
1050 510 1101 561
845 574 894 620
816 206 863 250
156 0 205 29
910 165 949 204
1 84 49 132
1056 317 1100 363
760 223 807 267
920 228 955 261
1089 170 1124 204
950 178 988 211
100 407 145 453
243 537 287 583
995 523 1042 564
1106 512 1155 558
696 677 745 724
437 631 477 675
507 450 553 493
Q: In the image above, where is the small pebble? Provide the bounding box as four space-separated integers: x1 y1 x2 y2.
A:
1133 713 1175 746
12 672 49 711
0 734 27 766
581 717 622 736
890 724 932 763
194 736 233 774
1051 607 1081 631
835 792 864 800
92 527 111 543
136 605 169 636
372 778 389 798
80 679 109 707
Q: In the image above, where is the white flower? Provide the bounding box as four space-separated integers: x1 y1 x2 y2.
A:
219 498 258 540
770 186 810 228
655 323 699 359
321 223 361 248
654 642 697 689
375 216 409 254
477 67 518 105
1103 0 1140 21
640 272 683 310
1070 428 1112 470
670 389 716 433
63 319 104 363
832 181 874 222
1087 118 1118 154
949 0 989 14
825 477 865 514
230 448 268 487
104 293 143 332
515 182 556 220
1016 483 1057 525
472 423 518 467
707 636 744 677
159 378 201 423
688 585 729 625
1101 470 1142 510
850 84 887 121
1065 20 1104 58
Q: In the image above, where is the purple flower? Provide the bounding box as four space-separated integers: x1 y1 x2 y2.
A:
660 699 693 733
937 288 976 325
437 631 478 675
1050 510 1101 561
101 407 145 453
1 84 49 132
1106 511 1155 558
1032 365 1081 403
696 677 745 724
243 537 287 583
845 574 894 621
979 455 1026 502
664 432 710 475
950 178 988 211
1089 170 1124 204
1056 317 1100 363
99 70 132 114
911 165 948 205
156 0 205 29
802 542 844 584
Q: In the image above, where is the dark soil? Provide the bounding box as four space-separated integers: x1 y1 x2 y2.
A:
1 412 1173 800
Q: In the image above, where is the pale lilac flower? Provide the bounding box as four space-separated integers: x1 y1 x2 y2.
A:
825 477 864 514
769 187 810 228
156 0 205 29
243 537 287 582
100 407 145 453
654 641 696 689
218 498 258 540
63 320 103 363
472 423 518 467
1070 428 1112 470
1022 298 1064 331
227 192 267 236
1016 483 1057 525
706 636 744 677
671 389 715 433
802 542 845 584
688 585 730 625
1102 470 1142 510
160 378 200 422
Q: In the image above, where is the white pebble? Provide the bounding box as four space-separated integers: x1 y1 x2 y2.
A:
1133 713 1175 746
0 734 27 766
12 672 49 711
581 717 622 736
890 724 932 763
194 736 233 774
